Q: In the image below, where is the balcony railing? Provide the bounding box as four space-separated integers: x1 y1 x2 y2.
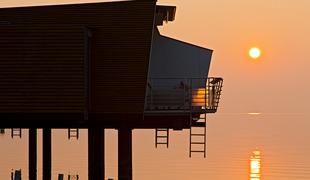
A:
145 77 223 113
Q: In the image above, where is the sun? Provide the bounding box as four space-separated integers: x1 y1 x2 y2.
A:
249 47 261 59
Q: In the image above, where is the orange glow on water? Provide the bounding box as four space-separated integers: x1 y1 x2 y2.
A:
250 150 261 180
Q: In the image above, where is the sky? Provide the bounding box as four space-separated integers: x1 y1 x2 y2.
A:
1 0 310 180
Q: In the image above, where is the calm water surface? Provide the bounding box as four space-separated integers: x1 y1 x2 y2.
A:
1 114 310 180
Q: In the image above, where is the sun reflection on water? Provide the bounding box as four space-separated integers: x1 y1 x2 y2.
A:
250 150 261 180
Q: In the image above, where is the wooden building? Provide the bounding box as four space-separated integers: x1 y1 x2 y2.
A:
0 1 223 180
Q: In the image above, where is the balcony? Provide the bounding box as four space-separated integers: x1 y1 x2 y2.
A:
145 77 223 114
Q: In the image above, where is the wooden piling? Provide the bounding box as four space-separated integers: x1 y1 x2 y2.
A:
118 128 132 180
29 128 37 180
88 127 105 180
43 128 51 180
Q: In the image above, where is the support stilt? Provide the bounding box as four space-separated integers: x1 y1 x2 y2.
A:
118 128 132 180
88 127 105 180
43 128 51 180
29 128 37 180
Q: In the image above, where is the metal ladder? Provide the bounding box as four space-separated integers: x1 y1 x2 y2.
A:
11 128 22 138
68 174 79 180
155 128 169 148
68 128 79 139
189 113 207 157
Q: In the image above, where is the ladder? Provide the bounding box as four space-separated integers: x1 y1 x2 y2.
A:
68 128 79 139
68 174 79 180
189 113 207 157
11 169 22 180
155 128 169 148
11 128 22 138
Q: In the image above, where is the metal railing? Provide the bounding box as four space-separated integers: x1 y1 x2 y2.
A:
145 77 223 113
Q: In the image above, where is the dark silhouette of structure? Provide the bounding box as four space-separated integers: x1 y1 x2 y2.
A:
0 1 223 180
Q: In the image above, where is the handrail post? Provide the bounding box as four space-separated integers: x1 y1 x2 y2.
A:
149 78 153 110
205 78 207 111
190 79 192 112
150 79 152 110
183 78 186 111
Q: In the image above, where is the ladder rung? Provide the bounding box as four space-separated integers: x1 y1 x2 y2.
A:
157 129 168 131
157 136 168 138
190 151 205 153
191 142 205 144
190 134 205 136
157 142 168 144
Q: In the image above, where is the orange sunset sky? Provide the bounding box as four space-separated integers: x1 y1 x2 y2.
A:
1 0 310 180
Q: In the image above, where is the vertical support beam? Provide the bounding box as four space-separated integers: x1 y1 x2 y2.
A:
29 128 37 180
43 128 51 180
118 128 132 180
88 127 105 180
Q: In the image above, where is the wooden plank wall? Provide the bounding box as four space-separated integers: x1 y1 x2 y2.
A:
0 25 86 113
0 1 156 115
